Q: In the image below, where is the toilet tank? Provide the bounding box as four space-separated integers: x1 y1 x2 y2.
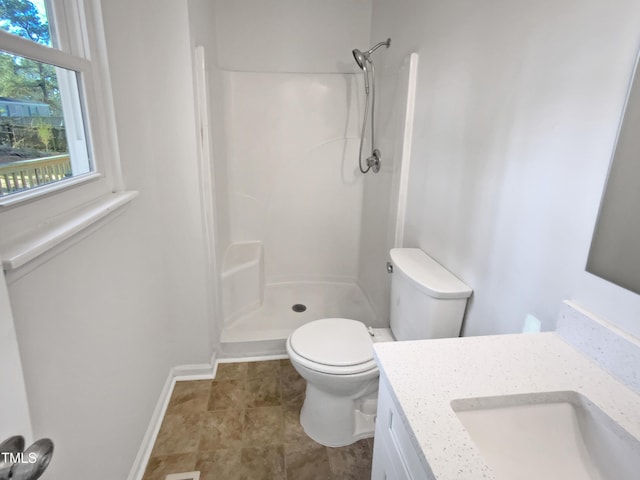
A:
389 248 472 341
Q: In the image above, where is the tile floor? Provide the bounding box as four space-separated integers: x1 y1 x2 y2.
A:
143 359 374 480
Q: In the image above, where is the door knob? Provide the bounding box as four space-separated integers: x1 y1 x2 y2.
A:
0 436 54 480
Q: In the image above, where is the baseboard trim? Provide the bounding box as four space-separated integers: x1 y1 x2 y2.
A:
127 351 217 480
165 472 200 480
173 359 217 381
218 353 288 363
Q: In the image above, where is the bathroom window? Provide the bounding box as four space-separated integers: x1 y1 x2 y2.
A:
0 0 96 200
0 0 127 271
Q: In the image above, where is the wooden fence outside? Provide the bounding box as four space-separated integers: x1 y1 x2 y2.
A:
0 154 72 196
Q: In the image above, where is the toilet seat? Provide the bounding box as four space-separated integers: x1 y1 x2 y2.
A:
288 318 377 375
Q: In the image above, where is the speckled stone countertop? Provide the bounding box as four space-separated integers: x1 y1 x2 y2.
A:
373 332 640 479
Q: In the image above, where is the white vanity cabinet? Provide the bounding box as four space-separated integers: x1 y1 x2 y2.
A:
371 375 430 480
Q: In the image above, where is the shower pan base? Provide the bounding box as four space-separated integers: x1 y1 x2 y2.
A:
220 281 376 357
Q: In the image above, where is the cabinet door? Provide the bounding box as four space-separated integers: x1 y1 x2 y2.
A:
371 377 428 480
372 378 412 479
372 432 410 480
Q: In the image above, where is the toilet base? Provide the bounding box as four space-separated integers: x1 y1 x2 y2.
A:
299 379 379 447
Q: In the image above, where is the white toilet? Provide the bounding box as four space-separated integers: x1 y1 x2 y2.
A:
286 248 472 447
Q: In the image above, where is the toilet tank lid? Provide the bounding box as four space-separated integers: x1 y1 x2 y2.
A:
390 248 472 299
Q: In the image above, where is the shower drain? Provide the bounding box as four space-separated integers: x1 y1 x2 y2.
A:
292 304 307 313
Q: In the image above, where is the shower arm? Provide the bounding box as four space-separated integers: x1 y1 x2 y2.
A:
366 39 391 56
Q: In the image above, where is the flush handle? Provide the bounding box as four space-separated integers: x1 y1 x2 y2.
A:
386 262 393 274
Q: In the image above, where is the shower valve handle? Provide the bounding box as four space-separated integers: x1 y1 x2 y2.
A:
366 149 381 173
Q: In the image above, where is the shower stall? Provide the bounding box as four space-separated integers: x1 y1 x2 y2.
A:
188 0 417 356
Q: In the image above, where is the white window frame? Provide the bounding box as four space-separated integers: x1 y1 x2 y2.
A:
0 0 134 273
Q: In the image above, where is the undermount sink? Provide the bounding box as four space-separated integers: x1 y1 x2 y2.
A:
451 391 640 480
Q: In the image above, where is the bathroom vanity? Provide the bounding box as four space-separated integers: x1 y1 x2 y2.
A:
371 302 640 479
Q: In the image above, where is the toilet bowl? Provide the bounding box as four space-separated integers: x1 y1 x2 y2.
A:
286 318 392 447
286 248 473 447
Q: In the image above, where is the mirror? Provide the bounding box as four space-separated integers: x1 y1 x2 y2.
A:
587 51 640 295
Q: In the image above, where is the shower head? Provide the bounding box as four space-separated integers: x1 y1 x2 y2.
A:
352 38 391 69
352 48 367 69
352 38 391 93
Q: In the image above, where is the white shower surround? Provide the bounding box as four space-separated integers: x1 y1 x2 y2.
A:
196 0 391 353
223 71 365 284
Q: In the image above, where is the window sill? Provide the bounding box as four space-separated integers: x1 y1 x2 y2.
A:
1 190 138 274
0 173 103 209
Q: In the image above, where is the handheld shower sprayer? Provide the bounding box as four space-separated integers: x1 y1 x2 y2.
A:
351 49 369 93
352 38 391 174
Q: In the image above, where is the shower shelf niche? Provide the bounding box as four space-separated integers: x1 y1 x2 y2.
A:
221 241 264 325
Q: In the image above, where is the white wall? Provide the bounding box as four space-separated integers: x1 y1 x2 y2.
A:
371 0 640 336
214 0 371 73
7 0 212 478
0 274 32 443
